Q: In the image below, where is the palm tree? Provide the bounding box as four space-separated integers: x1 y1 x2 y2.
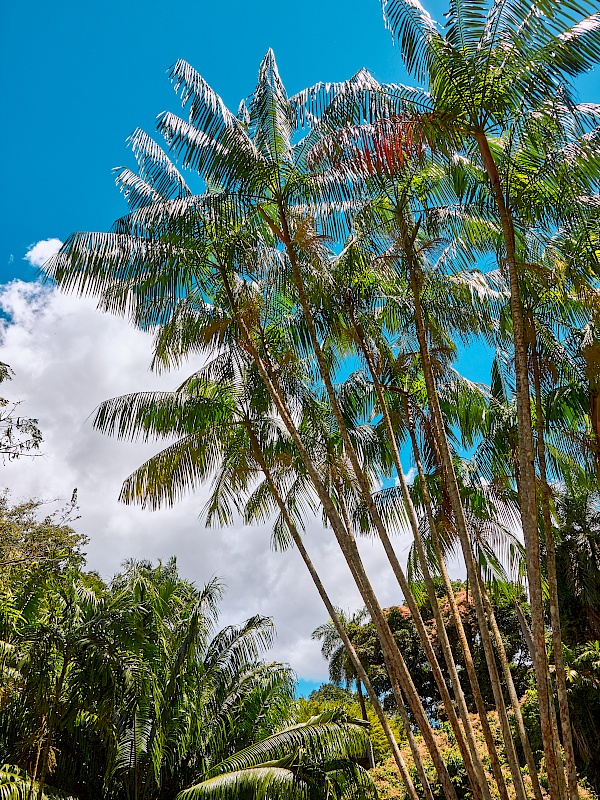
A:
375 4 600 795
45 54 460 799
0 575 121 800
1 551 308 800
312 609 370 721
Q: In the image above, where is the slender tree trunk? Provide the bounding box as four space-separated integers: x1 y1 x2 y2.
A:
351 311 493 800
36 654 69 800
517 601 569 798
238 380 447 794
401 227 528 800
356 678 369 722
404 404 519 800
27 723 44 800
356 680 376 770
219 249 456 797
479 575 545 800
274 202 479 800
261 201 459 798
475 131 564 800
252 347 457 798
244 419 424 800
394 684 435 800
334 487 436 800
531 324 579 800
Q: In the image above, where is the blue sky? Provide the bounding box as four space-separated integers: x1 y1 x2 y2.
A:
2 0 597 283
1 0 413 283
0 0 597 685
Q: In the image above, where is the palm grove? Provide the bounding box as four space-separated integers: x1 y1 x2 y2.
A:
2 0 600 798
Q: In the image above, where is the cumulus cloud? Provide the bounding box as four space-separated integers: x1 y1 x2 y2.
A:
404 467 417 484
24 238 63 268
0 271 412 680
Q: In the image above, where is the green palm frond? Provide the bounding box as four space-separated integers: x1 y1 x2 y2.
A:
0 766 78 800
382 0 443 82
201 712 369 781
179 766 305 800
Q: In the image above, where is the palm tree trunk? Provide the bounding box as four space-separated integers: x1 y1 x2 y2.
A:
394 686 435 800
255 350 457 798
479 575 545 800
265 201 461 798
275 202 483 800
531 324 579 800
355 680 376 770
350 310 494 800
516 601 569 798
404 403 523 800
402 229 528 800
36 653 69 800
334 486 436 800
474 131 564 800
243 419 423 800
27 723 44 800
356 678 368 722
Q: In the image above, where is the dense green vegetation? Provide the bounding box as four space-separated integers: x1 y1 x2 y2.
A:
1 0 599 798
0 497 376 800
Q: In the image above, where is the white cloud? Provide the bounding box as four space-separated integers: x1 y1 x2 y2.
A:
0 274 412 680
404 466 417 484
395 466 417 486
24 238 63 268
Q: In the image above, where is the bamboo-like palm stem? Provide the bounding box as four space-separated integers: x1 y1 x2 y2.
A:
349 307 493 800
401 221 528 800
479 578 546 800
334 477 436 800
216 261 457 800
403 401 526 800
242 417 423 800
475 131 563 800
531 322 578 800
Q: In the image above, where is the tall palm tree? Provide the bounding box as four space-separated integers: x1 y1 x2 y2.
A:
45 55 460 799
312 609 370 721
374 4 600 795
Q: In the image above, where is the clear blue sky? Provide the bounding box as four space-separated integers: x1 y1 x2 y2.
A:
2 0 596 284
0 0 414 283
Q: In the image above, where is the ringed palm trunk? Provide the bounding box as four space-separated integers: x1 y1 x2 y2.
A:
349 308 496 800
404 401 545 800
255 359 458 799
531 322 579 800
479 577 546 800
243 418 425 800
403 397 535 799
400 222 528 800
217 265 458 800
475 131 564 800
333 477 436 800
274 200 485 800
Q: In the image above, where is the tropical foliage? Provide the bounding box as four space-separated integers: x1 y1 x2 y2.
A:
0 495 376 800
23 0 600 798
